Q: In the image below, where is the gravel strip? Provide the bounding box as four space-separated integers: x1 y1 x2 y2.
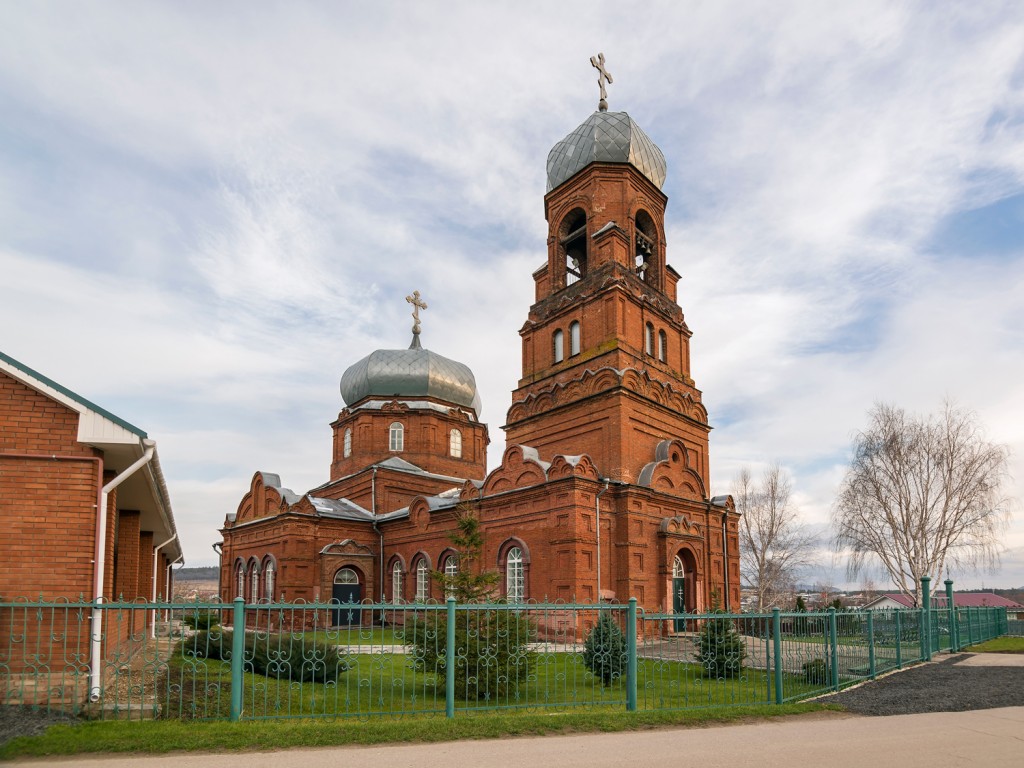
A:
816 653 1024 715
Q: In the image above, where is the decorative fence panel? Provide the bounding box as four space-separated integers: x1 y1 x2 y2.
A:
0 596 1008 722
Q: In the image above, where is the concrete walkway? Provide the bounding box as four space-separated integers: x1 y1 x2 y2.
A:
13 707 1024 768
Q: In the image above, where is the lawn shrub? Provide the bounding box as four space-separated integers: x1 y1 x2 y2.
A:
801 658 829 684
694 611 746 679
173 630 349 683
583 611 626 685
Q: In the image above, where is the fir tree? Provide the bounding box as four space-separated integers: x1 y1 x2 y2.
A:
583 611 626 685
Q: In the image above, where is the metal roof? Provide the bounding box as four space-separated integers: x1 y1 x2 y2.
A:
546 111 667 192
339 336 482 416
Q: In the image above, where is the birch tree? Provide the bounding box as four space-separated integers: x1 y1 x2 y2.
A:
832 402 1011 605
736 463 815 611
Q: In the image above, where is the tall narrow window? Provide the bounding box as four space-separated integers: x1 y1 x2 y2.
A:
250 563 260 602
449 429 462 458
392 561 403 603
443 555 458 600
236 563 245 599
645 323 654 356
569 321 581 356
561 209 587 287
506 547 524 603
415 559 429 602
658 330 667 363
553 330 564 363
264 560 275 601
343 428 352 458
389 422 404 452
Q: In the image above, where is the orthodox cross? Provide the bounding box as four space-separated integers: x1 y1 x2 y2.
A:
405 290 428 336
590 52 613 111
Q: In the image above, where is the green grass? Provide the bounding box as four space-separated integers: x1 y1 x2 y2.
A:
963 636 1024 653
0 703 838 758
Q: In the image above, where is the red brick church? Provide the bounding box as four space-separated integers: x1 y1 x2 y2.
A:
218 87 741 617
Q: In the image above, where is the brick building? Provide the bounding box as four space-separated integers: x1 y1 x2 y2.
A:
0 350 183 604
218 101 741 617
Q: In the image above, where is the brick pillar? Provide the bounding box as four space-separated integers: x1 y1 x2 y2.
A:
114 510 141 600
138 531 154 601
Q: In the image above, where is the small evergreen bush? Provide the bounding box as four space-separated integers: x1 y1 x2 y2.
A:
583 611 626 685
181 610 220 631
802 657 829 685
694 602 746 679
174 630 349 683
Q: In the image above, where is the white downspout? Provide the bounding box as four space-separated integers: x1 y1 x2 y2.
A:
89 439 156 702
150 534 177 638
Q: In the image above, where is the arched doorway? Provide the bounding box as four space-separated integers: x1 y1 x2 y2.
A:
671 549 698 630
331 567 362 626
672 556 686 630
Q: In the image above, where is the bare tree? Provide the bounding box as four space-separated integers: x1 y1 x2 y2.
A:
832 402 1012 605
736 463 816 611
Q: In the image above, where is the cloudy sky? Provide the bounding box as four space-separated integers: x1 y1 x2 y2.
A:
2 1 1022 590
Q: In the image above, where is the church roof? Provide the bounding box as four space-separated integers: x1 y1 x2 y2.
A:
339 335 482 417
546 110 666 191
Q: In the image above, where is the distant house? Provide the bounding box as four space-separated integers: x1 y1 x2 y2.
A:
0 350 183 603
863 591 1024 616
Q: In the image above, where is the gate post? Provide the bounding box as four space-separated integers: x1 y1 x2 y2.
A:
230 596 245 722
772 608 783 704
446 598 456 719
920 576 932 661
944 579 957 652
828 607 839 690
866 611 876 678
895 610 903 669
626 598 637 712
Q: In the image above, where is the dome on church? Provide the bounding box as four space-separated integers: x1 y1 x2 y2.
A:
546 111 667 192
340 336 483 416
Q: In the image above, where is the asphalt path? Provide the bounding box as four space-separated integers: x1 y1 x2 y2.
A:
11 707 1024 768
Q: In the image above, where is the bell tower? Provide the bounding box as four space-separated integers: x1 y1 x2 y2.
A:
504 90 710 492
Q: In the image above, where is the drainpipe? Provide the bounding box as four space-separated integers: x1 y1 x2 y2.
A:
150 533 177 638
721 511 730 612
89 439 156 702
166 554 183 601
596 480 609 604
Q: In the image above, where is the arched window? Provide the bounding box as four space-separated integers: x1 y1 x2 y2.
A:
635 210 656 283
645 323 654 356
391 561 404 603
249 561 261 602
236 562 245 599
443 555 458 600
569 321 581 356
673 555 684 579
335 567 358 584
415 558 430 602
506 547 524 603
343 428 352 458
263 559 276 601
449 429 462 458
658 330 667 363
389 422 404 452
560 208 587 287
553 329 564 364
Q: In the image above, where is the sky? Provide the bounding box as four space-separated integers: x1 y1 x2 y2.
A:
2 1 1023 591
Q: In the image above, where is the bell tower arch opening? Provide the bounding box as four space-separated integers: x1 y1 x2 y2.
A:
559 208 588 288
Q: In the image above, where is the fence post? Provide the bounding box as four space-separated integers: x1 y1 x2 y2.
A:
828 607 839 690
866 611 876 679
445 598 456 718
772 608 783 704
895 610 902 669
944 579 957 652
920 575 932 661
626 598 637 712
230 596 245 722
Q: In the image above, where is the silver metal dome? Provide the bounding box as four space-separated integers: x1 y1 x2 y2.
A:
340 337 482 416
546 111 666 192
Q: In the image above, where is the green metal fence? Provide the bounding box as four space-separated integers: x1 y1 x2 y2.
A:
0 594 1008 722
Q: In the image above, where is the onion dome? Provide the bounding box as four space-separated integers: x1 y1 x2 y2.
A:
546 111 666 192
340 335 482 417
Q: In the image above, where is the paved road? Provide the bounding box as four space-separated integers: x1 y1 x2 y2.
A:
13 707 1024 768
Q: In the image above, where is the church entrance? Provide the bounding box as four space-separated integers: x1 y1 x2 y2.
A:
331 567 362 626
672 555 686 631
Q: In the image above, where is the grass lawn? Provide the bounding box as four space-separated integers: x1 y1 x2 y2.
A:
0 702 837 759
962 636 1024 653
